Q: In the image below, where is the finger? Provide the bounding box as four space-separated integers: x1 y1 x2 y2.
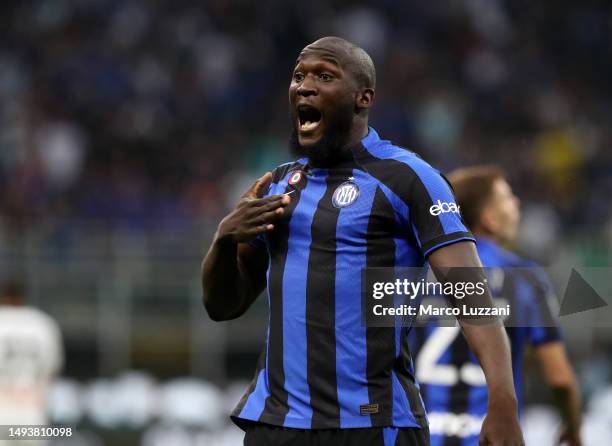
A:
256 195 290 210
253 172 273 197
250 223 274 235
253 208 285 224
247 195 289 212
244 172 273 199
242 172 272 199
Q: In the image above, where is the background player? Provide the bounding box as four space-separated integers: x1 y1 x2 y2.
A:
0 281 64 446
410 166 582 446
203 37 524 446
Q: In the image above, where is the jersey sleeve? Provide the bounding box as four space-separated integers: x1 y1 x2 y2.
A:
406 164 475 257
523 268 563 345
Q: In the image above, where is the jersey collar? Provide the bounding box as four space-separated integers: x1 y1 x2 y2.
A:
360 126 381 149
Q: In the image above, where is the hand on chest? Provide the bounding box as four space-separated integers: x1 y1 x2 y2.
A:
271 171 397 247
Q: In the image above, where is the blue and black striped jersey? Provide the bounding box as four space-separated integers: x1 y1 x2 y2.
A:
410 237 562 446
231 127 474 430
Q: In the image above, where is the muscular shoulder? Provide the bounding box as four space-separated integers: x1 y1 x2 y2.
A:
354 139 451 207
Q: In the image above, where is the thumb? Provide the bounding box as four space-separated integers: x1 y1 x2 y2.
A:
243 172 272 199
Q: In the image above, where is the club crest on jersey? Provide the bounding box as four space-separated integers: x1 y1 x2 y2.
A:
332 181 360 208
288 171 303 186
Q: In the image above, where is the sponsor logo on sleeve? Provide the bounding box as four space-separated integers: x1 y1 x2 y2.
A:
429 200 461 216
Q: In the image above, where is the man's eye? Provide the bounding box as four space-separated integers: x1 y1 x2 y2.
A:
319 73 333 81
293 72 304 82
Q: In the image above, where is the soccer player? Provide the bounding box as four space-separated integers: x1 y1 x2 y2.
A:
202 37 523 446
0 281 64 446
410 166 582 446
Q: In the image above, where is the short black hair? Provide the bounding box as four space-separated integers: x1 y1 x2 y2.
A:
301 36 376 89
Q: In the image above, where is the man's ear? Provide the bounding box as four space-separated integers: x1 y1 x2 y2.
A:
356 88 375 110
480 209 498 234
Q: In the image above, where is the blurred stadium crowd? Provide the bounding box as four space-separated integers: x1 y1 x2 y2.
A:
1 0 612 252
1 0 612 445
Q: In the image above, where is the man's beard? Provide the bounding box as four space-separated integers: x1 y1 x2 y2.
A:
289 106 354 167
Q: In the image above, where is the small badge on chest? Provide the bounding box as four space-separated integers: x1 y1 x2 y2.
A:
288 171 303 186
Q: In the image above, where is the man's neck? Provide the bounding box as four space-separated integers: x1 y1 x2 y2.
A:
345 119 369 148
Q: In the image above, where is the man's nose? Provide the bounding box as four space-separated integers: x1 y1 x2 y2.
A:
297 75 317 97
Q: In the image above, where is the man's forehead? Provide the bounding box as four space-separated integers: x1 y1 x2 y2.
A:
296 44 349 67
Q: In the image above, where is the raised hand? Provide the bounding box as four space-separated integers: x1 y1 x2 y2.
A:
216 172 291 243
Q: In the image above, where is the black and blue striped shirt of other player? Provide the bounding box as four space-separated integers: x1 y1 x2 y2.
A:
410 237 562 446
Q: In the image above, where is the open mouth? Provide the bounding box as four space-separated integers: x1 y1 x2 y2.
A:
297 104 322 133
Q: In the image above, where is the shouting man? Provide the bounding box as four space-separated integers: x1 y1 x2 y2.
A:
202 37 524 446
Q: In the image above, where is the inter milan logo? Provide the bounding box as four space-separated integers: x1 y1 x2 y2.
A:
332 181 360 208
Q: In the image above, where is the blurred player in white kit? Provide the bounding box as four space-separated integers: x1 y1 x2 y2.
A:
0 281 64 445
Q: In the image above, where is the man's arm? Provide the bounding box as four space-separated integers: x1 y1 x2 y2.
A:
202 241 268 321
535 342 582 446
428 240 524 446
201 172 290 321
